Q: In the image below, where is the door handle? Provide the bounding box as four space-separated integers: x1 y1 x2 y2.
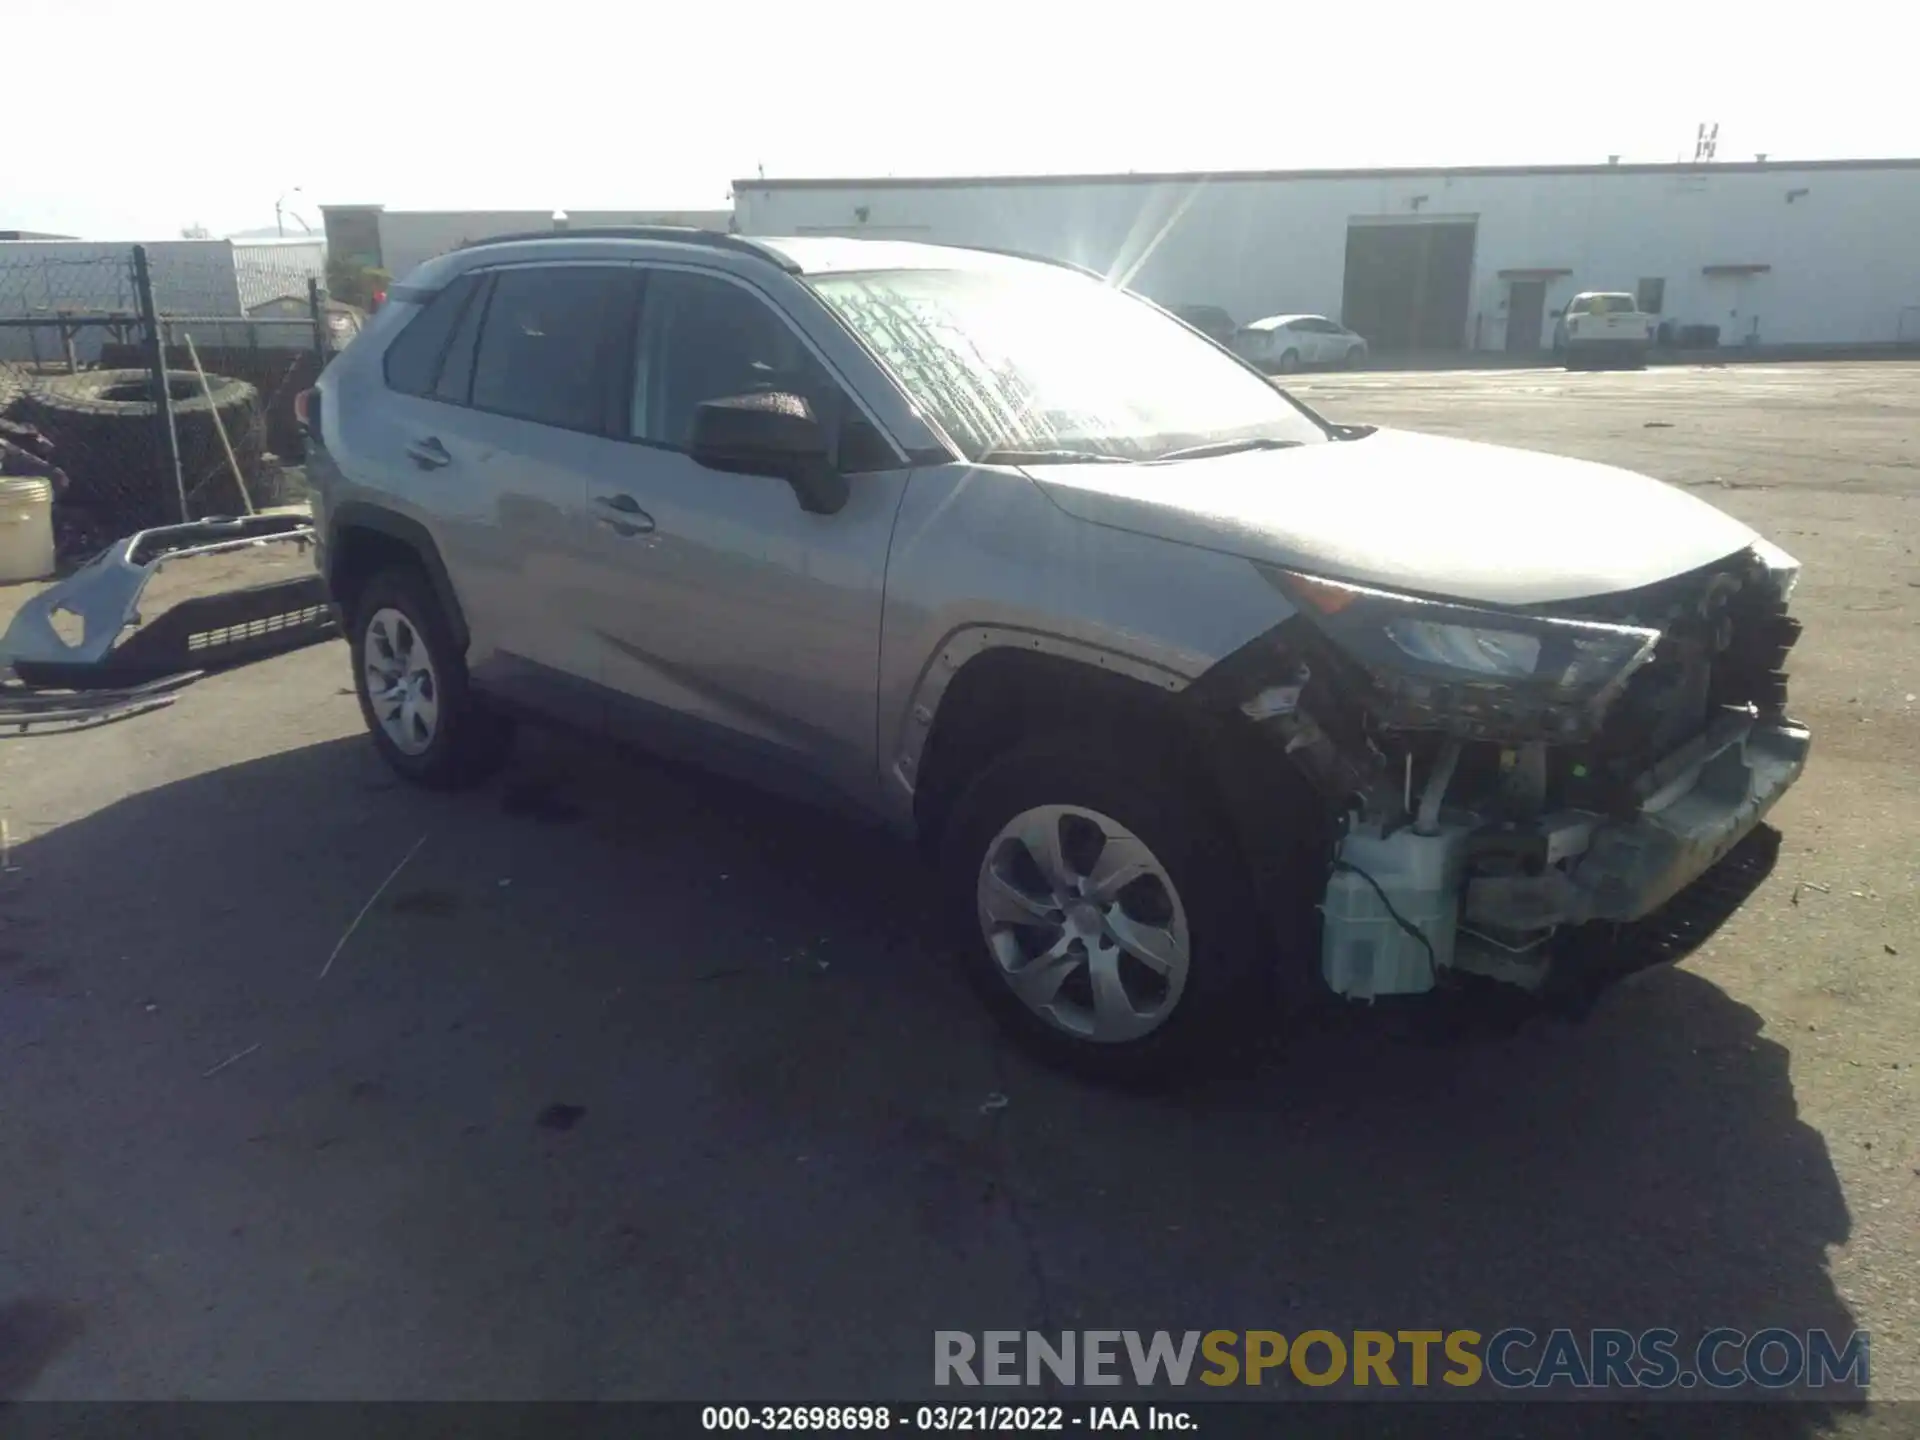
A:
405 436 452 470
594 493 655 535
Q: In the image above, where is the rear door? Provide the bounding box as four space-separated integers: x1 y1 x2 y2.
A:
417 262 640 723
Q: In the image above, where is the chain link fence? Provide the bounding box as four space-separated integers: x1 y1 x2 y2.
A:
1 240 354 564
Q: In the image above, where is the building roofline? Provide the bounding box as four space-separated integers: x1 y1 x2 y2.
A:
733 157 1920 192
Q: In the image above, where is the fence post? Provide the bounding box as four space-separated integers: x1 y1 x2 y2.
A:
132 245 188 525
307 277 327 368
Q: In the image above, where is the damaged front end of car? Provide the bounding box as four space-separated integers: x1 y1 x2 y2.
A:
1198 542 1810 1005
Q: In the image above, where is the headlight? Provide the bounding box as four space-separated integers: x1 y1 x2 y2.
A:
1263 568 1662 741
1750 538 1801 604
1383 619 1540 677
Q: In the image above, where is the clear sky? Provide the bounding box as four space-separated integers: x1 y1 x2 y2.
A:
8 0 1915 240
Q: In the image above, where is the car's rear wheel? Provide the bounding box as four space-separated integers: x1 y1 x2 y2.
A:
1275 349 1300 374
350 566 513 788
941 739 1263 1084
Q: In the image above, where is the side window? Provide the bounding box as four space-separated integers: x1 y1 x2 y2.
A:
632 270 887 467
382 273 481 397
432 273 492 405
1568 297 1594 316
470 266 633 434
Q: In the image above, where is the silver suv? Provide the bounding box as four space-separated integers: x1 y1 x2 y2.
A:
306 228 1810 1081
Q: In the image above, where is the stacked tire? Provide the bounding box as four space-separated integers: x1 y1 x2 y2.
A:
0 366 29 421
17 368 265 535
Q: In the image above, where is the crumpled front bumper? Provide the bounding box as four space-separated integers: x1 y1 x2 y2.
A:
1465 714 1812 931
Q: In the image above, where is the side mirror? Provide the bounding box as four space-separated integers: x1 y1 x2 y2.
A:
687 392 848 515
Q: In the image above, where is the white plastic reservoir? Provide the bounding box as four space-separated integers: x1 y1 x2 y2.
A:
1321 822 1470 999
0 476 56 583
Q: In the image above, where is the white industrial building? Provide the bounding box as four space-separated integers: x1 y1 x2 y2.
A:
734 159 1920 354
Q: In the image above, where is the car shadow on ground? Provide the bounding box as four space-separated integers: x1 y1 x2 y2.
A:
0 723 1866 1422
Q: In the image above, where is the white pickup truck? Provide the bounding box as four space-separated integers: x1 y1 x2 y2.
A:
1554 292 1655 370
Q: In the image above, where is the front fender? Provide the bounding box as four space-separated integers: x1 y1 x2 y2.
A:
875 461 1289 827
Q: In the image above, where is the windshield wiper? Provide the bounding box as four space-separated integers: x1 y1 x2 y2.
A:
1149 436 1304 463
975 447 1134 465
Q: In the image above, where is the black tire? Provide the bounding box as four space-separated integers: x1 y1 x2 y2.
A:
1345 346 1367 370
349 565 513 789
940 737 1266 1085
0 365 31 419
1275 349 1300 375
19 368 265 531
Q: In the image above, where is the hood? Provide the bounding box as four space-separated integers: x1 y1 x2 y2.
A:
1023 428 1758 607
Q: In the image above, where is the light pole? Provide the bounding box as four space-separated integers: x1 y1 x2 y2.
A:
275 186 304 237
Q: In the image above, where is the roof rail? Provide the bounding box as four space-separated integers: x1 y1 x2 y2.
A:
936 242 1107 282
455 226 800 272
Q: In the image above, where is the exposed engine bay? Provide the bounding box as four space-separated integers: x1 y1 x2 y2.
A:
1215 542 1810 1001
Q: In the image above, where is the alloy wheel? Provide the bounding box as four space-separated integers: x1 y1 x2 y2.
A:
363 607 440 756
976 805 1191 1043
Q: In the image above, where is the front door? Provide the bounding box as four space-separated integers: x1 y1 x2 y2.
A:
1506 280 1547 352
581 266 911 811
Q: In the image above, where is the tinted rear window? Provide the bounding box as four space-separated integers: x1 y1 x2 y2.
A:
470 267 633 433
382 274 481 397
432 274 492 405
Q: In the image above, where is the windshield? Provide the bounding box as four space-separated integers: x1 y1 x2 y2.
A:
808 265 1328 463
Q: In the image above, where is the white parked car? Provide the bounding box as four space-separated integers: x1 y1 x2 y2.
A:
1554 292 1655 370
1234 314 1368 373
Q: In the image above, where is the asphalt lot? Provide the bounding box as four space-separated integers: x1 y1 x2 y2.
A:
1 363 1915 1419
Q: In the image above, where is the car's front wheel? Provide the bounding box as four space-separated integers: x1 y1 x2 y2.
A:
1275 349 1300 374
941 739 1263 1084
350 566 513 788
1345 345 1367 369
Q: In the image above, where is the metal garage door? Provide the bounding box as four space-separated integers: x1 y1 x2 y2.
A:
1340 219 1477 353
